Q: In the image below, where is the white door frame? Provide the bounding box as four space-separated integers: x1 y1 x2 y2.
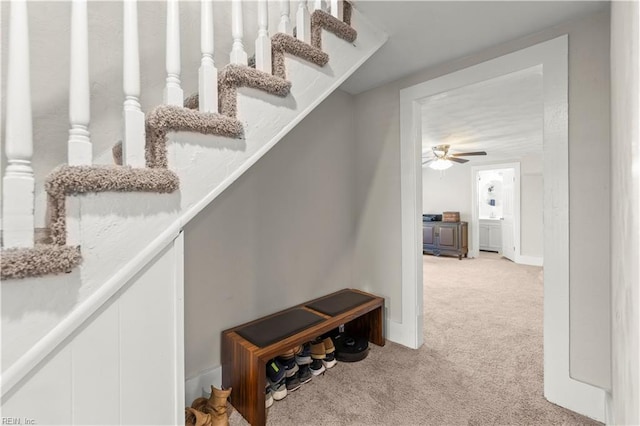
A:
470 163 520 260
399 35 605 421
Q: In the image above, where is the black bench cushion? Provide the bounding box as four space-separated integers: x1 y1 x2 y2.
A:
305 290 374 317
235 308 325 348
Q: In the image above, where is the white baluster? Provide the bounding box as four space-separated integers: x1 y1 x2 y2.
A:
310 0 324 12
230 0 248 65
68 0 92 166
3 0 34 248
330 0 343 20
122 0 145 167
67 0 91 247
199 0 218 112
278 0 292 35
255 0 271 73
296 0 310 43
164 0 183 106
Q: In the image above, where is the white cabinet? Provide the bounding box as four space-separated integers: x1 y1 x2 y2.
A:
479 219 502 252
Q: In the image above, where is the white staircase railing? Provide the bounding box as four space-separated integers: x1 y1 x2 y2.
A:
164 0 183 106
331 0 343 20
122 0 145 167
278 0 293 35
2 0 35 249
0 0 361 243
230 0 248 65
68 0 92 166
199 0 218 113
296 0 311 42
255 0 272 73
1 0 359 253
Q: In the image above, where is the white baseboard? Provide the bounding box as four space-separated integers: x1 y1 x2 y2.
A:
387 318 422 349
517 255 543 266
184 366 222 406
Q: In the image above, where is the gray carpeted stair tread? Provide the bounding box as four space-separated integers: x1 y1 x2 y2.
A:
311 10 357 50
218 64 292 117
343 1 353 26
271 33 329 80
0 244 82 280
46 165 179 245
146 104 245 168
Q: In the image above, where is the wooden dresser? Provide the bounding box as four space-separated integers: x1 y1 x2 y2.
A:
422 221 468 260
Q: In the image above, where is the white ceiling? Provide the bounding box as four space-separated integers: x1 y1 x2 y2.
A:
340 1 608 94
421 65 543 163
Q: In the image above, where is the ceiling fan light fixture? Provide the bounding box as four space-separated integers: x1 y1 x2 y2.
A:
432 144 449 157
429 158 453 170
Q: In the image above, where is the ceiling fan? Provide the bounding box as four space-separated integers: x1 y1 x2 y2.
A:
422 144 487 170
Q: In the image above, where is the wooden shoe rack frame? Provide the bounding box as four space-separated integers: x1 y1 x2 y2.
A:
221 289 385 425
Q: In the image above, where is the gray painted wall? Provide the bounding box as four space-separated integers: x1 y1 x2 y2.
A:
353 10 611 389
608 1 639 424
183 91 356 378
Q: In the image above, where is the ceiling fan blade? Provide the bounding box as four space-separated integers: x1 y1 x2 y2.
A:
422 158 434 165
448 157 469 164
450 151 487 157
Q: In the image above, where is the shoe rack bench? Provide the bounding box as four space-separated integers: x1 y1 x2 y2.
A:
221 289 385 426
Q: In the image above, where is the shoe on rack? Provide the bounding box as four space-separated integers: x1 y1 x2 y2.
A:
295 343 312 365
279 345 301 360
266 358 286 384
269 378 288 401
310 339 326 360
309 358 326 376
278 355 299 377
298 364 313 384
285 374 301 392
322 337 337 369
265 383 274 409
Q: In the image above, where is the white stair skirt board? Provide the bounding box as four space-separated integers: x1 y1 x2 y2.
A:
185 366 223 406
1 8 387 400
398 36 606 422
1 234 185 425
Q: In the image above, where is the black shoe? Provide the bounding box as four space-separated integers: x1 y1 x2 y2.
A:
298 364 312 384
309 358 326 376
266 358 286 383
279 356 299 377
285 374 301 392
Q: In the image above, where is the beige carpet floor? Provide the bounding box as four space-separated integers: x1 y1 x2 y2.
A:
230 253 601 425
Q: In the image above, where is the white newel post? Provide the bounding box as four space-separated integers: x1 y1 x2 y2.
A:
68 0 92 166
230 0 248 65
330 0 343 20
164 0 183 106
2 0 34 248
122 0 145 167
296 0 310 43
278 0 292 35
199 0 217 112
255 0 272 73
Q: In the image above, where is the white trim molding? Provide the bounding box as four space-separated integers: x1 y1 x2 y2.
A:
184 366 222 406
516 255 543 267
399 35 605 421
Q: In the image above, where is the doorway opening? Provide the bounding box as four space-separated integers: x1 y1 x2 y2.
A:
398 35 604 419
471 163 521 262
